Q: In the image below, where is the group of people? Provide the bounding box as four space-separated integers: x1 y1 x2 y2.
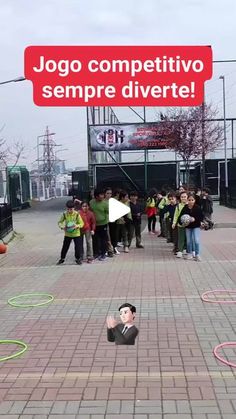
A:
146 185 213 261
57 185 213 265
57 187 144 265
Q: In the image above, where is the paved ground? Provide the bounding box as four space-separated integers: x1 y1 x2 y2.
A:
0 198 236 418
213 203 236 227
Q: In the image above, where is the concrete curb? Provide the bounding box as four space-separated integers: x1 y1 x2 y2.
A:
214 223 236 228
0 230 24 244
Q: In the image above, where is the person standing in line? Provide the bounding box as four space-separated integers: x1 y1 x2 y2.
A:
178 185 186 194
172 191 188 258
107 188 121 254
158 190 169 238
163 192 177 244
79 201 96 263
145 189 158 235
57 200 84 265
201 188 214 229
89 189 110 261
129 191 144 249
178 192 204 261
116 191 132 253
194 187 202 206
88 189 94 201
104 187 118 256
172 192 180 253
72 196 82 211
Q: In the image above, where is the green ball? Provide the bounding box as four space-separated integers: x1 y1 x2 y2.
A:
66 221 76 232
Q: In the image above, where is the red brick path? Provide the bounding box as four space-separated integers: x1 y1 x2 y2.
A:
0 201 236 417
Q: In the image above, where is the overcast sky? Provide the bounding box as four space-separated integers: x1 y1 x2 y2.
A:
0 0 236 169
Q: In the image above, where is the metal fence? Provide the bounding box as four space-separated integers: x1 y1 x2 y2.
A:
219 160 236 209
95 162 178 195
220 186 236 209
0 204 13 240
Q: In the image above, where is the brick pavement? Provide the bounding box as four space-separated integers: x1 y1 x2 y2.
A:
0 199 236 418
213 203 236 227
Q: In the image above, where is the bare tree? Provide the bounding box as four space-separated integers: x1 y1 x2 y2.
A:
0 125 8 167
158 105 224 185
6 141 25 169
0 126 26 203
0 138 8 165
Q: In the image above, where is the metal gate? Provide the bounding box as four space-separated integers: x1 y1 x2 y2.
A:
95 162 178 195
0 204 13 239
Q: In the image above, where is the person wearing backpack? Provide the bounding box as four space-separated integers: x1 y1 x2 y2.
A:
200 188 214 230
57 200 84 265
172 191 188 258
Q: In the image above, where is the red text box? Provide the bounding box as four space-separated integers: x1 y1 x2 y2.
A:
24 45 212 106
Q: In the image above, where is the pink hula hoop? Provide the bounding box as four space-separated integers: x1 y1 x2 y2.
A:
213 342 236 368
202 290 236 367
201 290 236 304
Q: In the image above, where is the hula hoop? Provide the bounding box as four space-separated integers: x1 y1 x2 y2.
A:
7 293 54 308
0 340 28 362
201 290 236 304
213 342 236 368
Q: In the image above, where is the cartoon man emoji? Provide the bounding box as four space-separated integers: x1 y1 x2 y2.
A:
106 303 139 345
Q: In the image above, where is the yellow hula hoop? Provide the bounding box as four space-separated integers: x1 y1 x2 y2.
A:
7 293 54 308
0 340 28 362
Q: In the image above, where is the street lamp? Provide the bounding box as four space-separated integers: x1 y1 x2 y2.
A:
219 75 229 204
0 76 25 86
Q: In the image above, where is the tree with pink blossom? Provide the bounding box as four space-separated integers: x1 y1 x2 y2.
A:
159 105 224 185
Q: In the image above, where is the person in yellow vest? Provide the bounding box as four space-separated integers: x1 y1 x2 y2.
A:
145 189 158 235
172 191 188 257
57 200 84 265
158 190 169 238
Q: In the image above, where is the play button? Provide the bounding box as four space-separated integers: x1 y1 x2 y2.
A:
109 198 131 222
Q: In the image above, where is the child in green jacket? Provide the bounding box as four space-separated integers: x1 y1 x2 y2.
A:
57 200 84 265
172 191 188 257
89 189 110 261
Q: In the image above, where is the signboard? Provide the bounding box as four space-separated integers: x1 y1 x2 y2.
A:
89 123 170 151
7 166 27 173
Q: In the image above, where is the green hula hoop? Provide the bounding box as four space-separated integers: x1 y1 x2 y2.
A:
7 293 54 308
0 340 28 362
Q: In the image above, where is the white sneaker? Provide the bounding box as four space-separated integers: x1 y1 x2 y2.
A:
117 242 123 247
183 249 187 255
124 246 129 253
176 251 182 258
195 255 201 262
114 247 120 255
192 251 196 257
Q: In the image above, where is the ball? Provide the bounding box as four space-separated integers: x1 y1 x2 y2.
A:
66 221 76 233
180 214 192 226
0 243 7 254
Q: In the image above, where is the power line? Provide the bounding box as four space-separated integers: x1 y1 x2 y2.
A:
213 60 236 63
36 126 62 193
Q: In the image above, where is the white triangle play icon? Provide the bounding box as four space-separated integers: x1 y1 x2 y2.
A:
109 198 131 222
